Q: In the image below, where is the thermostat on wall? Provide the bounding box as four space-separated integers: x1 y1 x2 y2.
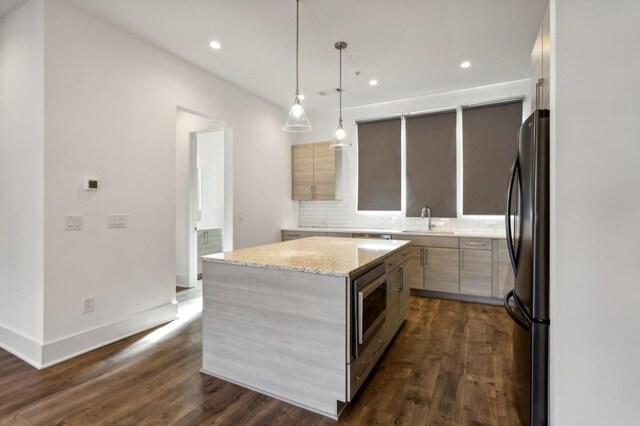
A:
84 177 100 191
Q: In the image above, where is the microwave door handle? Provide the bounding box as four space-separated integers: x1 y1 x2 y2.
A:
505 156 519 273
357 291 364 344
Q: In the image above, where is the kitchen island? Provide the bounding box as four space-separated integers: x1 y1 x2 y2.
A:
201 236 411 418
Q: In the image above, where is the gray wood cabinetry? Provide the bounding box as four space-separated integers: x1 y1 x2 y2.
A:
197 228 222 277
282 230 327 241
459 238 493 297
493 239 515 299
280 229 514 304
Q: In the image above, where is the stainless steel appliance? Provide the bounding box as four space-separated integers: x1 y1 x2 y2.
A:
351 263 387 359
504 109 550 426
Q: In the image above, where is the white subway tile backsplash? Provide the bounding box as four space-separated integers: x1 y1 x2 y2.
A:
299 199 505 234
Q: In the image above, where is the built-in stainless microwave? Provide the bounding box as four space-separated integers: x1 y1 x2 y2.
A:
352 263 387 359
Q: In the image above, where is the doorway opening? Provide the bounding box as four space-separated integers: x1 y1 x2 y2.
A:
176 108 233 289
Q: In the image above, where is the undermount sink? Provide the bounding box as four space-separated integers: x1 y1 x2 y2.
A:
400 230 455 235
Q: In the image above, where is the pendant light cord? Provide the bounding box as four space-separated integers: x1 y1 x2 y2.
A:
295 0 300 95
339 45 342 124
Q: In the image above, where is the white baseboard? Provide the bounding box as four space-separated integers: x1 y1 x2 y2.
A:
1 302 178 369
40 301 178 368
0 324 43 368
176 274 189 287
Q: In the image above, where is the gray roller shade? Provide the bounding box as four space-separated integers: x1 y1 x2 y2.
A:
406 110 457 218
357 118 402 211
462 100 523 215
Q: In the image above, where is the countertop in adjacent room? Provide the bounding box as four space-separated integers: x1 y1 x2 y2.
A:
202 236 410 277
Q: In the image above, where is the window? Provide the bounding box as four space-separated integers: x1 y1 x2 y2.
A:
357 118 402 211
405 110 457 217
462 100 523 215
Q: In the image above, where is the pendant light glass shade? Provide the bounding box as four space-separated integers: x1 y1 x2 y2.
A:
283 0 311 132
330 41 351 149
283 93 311 132
330 121 351 149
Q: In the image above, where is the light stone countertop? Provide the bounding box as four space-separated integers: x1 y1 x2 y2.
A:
282 226 507 240
202 236 410 277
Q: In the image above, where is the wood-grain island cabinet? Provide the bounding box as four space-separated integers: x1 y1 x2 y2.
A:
292 141 340 200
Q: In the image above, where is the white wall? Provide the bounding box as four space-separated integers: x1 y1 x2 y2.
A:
0 0 297 367
197 130 225 230
296 79 530 226
551 1 640 424
0 0 45 366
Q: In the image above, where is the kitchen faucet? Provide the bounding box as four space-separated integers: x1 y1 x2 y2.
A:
421 205 432 231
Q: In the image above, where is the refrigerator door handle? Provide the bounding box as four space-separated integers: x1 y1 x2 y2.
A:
504 290 529 331
505 155 519 273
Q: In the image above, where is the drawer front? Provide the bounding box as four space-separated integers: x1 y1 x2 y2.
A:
326 232 353 238
385 248 410 273
281 230 327 241
392 234 459 249
348 335 387 401
460 237 492 250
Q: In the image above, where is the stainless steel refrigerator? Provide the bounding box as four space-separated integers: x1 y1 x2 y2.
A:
504 109 550 426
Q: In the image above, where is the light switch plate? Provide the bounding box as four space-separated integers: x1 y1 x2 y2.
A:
108 214 127 228
65 215 83 230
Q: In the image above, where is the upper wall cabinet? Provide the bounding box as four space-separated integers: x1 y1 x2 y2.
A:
292 141 339 201
531 6 550 112
406 110 457 218
357 118 402 211
462 100 523 215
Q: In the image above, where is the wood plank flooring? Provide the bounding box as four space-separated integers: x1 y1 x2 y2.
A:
0 295 520 425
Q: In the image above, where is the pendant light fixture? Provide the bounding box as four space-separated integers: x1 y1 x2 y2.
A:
282 0 311 132
330 41 351 149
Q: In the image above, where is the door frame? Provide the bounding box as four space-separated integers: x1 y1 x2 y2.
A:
177 106 233 288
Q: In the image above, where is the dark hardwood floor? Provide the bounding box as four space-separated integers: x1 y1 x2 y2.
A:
0 295 519 425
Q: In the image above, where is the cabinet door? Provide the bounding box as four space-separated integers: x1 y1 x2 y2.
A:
385 266 401 334
407 246 425 289
460 249 493 297
313 142 336 200
397 263 410 324
425 247 459 293
292 144 313 200
494 239 515 298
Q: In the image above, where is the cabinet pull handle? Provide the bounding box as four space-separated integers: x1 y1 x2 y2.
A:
420 248 424 266
424 248 428 266
464 241 486 246
536 78 544 109
398 267 404 292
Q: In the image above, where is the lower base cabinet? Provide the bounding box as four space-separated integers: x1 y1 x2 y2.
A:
424 247 460 293
460 249 493 297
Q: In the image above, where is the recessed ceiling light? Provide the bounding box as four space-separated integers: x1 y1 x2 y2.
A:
298 94 305 100
460 61 471 69
369 79 378 86
209 40 222 49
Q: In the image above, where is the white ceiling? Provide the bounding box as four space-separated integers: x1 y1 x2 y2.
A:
13 0 547 112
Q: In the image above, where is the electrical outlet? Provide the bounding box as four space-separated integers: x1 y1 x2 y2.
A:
83 297 95 313
65 215 83 230
108 214 127 228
